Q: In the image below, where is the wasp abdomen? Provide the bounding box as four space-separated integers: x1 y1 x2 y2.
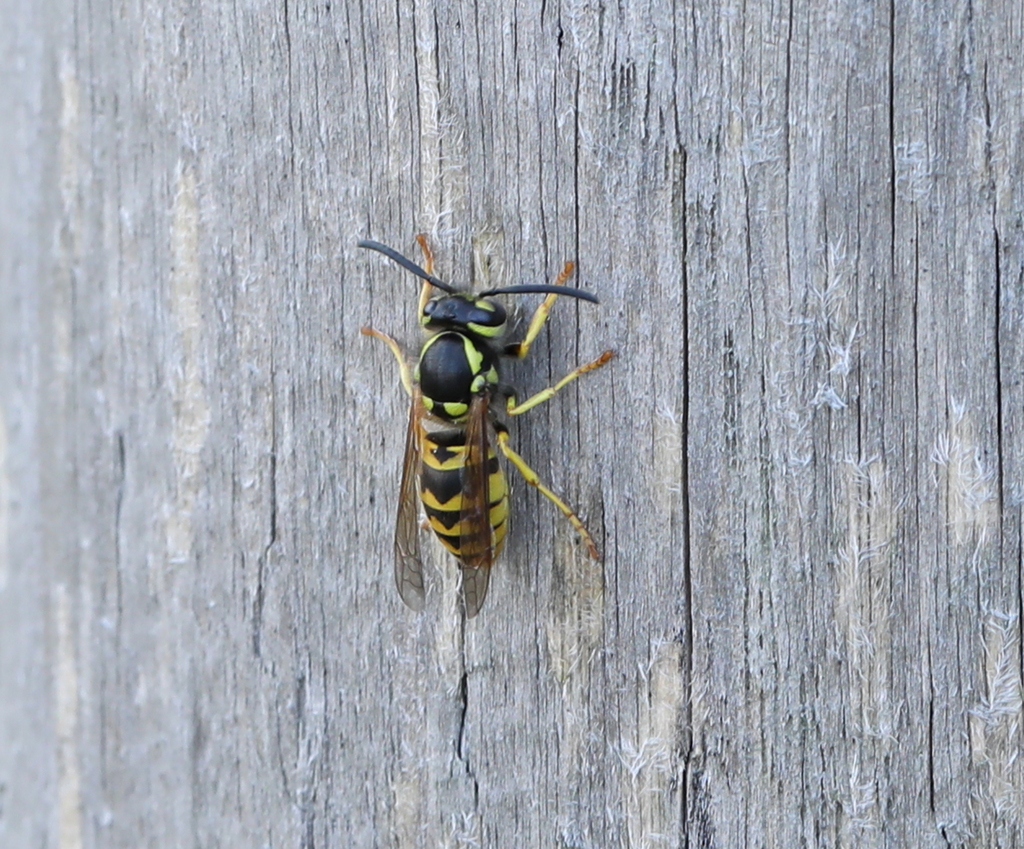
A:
419 427 509 559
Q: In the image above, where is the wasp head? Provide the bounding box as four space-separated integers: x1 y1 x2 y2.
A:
422 294 507 339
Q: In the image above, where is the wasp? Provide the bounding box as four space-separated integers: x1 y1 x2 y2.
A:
360 235 613 617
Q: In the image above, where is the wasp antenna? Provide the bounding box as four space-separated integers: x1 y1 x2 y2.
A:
358 239 458 294
482 283 600 304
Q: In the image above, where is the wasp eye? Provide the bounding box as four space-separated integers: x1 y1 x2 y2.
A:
470 302 506 327
423 299 437 316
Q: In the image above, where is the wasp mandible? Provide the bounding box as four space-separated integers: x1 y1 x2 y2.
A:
360 235 613 617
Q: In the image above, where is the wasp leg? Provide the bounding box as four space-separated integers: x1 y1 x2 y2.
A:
494 426 600 559
505 260 576 359
361 326 414 397
505 350 614 416
415 233 436 316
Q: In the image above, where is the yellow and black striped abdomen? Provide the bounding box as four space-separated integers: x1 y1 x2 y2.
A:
419 428 508 560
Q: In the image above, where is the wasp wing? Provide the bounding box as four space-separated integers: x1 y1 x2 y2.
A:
461 562 491 619
394 391 426 610
459 394 495 617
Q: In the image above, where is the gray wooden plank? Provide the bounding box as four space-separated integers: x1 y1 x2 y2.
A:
2 0 1023 847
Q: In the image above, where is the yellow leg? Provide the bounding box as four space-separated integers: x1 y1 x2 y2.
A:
416 233 435 315
495 429 600 559
506 261 576 359
361 326 414 397
506 350 614 416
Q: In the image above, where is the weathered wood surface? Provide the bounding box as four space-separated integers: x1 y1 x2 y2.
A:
2 0 1023 846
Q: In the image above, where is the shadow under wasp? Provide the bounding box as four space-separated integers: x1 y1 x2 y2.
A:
360 235 613 617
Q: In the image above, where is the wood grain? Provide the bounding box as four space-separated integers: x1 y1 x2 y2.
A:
2 0 1022 846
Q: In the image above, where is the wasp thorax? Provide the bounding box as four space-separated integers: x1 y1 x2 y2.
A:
416 332 500 421
422 294 507 338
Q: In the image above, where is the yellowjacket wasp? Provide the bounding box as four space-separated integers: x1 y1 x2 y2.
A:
360 235 613 617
